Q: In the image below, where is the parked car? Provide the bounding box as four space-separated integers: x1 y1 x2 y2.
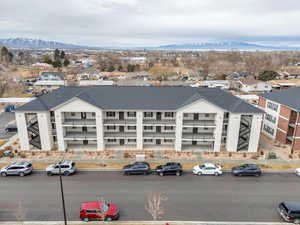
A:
155 162 182 176
231 164 262 177
123 162 151 175
80 201 119 222
295 168 300 176
278 201 300 223
0 161 33 177
5 124 18 133
193 163 222 176
46 160 76 176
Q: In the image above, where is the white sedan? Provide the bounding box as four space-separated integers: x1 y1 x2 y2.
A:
193 163 223 176
295 168 300 176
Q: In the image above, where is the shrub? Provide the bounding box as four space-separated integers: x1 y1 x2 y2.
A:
267 152 277 159
214 152 219 157
243 153 247 158
228 152 232 157
260 151 264 155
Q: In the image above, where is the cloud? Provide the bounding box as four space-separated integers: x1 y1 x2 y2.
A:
0 0 300 47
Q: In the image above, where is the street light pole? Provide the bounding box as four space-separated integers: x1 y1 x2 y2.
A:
59 163 67 225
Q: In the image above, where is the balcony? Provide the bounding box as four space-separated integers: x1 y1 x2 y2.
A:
143 132 175 139
104 132 137 138
63 119 96 126
143 119 176 125
103 119 136 125
64 132 97 140
181 133 214 141
182 120 216 127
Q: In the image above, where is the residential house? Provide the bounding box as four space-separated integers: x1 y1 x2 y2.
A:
236 79 272 93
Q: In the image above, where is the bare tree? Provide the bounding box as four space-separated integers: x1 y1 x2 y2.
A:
145 192 167 221
96 196 108 223
14 201 26 225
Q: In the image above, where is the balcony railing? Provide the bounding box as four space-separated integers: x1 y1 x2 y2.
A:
143 132 175 138
103 119 136 125
64 132 97 140
143 119 176 125
181 133 214 140
104 132 137 138
182 120 216 127
63 119 96 126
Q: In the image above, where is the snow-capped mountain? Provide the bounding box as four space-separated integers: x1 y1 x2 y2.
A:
155 41 298 50
0 38 99 50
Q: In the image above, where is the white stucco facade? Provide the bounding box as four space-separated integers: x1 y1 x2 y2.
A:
16 97 263 153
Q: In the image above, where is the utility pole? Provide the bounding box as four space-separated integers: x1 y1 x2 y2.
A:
59 158 67 225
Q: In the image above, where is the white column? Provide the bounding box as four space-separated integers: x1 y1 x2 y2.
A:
15 112 30 151
96 110 104 150
37 112 53 150
226 113 241 152
213 112 224 152
248 114 263 152
136 111 143 149
55 111 66 151
175 112 183 151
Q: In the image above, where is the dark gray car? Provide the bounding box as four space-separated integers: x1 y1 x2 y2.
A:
0 161 33 177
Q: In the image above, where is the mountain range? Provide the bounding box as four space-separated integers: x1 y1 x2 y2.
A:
0 37 299 51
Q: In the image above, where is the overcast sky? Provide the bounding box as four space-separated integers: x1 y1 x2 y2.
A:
1 0 300 47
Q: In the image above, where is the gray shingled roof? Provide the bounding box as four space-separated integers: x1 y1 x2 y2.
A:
261 87 300 111
16 86 263 113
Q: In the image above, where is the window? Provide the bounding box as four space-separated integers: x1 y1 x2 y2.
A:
91 112 95 117
127 126 136 130
128 139 136 143
144 139 153 143
127 112 136 117
164 112 174 118
205 114 210 117
184 113 189 118
263 124 275 135
107 139 116 143
71 112 76 116
144 126 153 131
267 101 278 111
144 112 153 117
164 139 173 143
107 125 116 131
50 111 54 117
164 126 174 131
265 113 276 124
106 111 116 117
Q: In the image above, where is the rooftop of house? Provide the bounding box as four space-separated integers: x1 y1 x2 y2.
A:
261 87 300 111
239 79 266 86
16 86 263 113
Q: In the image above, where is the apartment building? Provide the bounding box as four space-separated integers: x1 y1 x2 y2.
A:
15 86 263 152
259 87 300 152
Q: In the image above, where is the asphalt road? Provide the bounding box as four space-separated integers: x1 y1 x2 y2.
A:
0 171 299 222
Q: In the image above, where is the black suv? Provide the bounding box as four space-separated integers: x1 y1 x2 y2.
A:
123 162 151 175
155 162 183 176
278 201 300 223
231 164 261 177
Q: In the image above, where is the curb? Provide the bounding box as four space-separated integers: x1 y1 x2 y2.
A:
0 221 290 225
